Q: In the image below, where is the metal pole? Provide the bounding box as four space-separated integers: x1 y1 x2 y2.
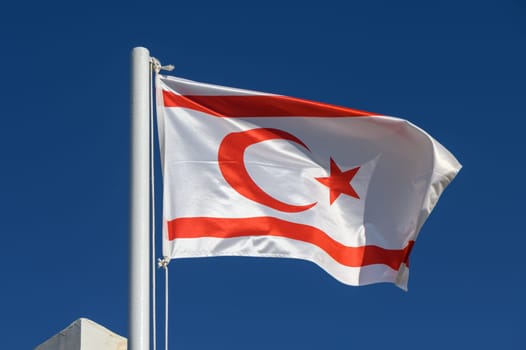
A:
129 46 151 350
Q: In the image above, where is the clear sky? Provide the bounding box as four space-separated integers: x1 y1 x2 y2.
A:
0 0 524 349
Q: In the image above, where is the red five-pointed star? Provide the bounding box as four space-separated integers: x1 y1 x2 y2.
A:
315 158 361 204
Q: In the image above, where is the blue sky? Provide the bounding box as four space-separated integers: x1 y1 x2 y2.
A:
0 0 524 349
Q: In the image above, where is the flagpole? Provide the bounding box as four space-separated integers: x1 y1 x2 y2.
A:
129 46 151 350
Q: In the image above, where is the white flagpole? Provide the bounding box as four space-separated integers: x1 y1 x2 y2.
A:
129 46 151 350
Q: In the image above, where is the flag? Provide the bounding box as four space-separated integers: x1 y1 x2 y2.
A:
156 74 461 290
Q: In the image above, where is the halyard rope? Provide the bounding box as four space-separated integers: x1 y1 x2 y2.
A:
151 56 173 350
149 58 157 350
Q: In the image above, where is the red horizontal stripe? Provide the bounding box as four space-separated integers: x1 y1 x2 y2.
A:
162 90 375 117
168 216 414 270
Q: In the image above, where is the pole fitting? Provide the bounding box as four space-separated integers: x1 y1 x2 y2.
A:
151 57 175 74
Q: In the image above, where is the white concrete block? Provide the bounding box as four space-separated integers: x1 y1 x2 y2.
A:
35 318 127 350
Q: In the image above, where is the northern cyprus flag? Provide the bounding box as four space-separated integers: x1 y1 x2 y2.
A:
156 74 461 290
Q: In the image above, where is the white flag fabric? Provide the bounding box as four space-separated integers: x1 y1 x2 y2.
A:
156 74 461 290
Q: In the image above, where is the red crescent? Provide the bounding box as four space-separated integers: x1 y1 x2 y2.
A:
218 128 317 213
